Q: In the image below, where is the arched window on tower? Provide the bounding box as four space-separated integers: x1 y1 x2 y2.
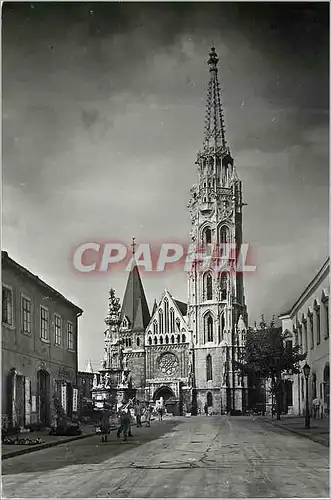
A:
182 333 186 343
176 318 181 332
148 336 152 346
170 308 175 332
154 336 157 345
202 227 212 246
159 309 164 334
153 320 158 336
204 272 213 300
160 336 163 345
177 334 180 343
136 337 140 347
219 225 230 256
204 314 214 343
221 313 225 340
171 334 175 344
165 335 169 344
206 355 213 381
164 298 169 333
220 272 228 300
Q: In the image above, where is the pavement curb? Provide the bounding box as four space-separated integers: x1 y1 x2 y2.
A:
1 426 117 460
260 419 329 447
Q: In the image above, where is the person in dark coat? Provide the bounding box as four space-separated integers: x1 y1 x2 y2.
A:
117 408 131 441
100 406 110 442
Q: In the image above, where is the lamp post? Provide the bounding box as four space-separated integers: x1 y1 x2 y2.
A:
303 362 311 428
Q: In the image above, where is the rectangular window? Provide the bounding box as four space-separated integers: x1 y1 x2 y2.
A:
285 340 292 355
325 301 329 339
298 325 303 350
2 286 13 326
22 296 32 333
303 320 308 351
315 306 321 344
40 306 49 340
309 313 314 349
54 314 62 345
68 321 74 350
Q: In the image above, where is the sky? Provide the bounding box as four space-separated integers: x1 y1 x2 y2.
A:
3 1 329 371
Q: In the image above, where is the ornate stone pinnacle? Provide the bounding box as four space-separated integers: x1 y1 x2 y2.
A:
105 287 121 326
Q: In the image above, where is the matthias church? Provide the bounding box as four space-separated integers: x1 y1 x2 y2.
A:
100 48 248 415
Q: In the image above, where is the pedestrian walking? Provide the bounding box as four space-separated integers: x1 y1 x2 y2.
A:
157 406 164 421
312 397 321 419
204 403 208 416
117 407 132 441
100 405 110 443
134 400 142 428
145 405 152 427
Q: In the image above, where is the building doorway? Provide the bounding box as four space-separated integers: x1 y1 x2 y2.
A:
324 363 329 414
7 369 25 428
38 370 50 426
207 391 213 407
66 382 73 418
153 386 178 415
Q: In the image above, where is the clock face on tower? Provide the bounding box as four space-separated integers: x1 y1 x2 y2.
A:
158 353 179 377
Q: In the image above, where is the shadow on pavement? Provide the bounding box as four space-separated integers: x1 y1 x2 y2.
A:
2 420 180 476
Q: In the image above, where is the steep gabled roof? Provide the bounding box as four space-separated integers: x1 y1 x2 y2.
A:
174 299 187 316
145 289 189 333
120 265 150 330
152 298 158 316
85 360 94 373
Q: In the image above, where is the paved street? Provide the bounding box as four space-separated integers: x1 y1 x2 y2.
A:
2 416 329 498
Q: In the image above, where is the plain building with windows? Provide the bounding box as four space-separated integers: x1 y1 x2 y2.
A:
1 251 83 429
279 258 329 416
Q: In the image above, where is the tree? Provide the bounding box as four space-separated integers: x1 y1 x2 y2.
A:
236 316 306 419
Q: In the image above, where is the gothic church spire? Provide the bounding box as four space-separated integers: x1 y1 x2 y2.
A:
120 239 150 330
203 47 228 153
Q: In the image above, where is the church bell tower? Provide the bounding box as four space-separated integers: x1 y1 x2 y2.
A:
187 48 248 414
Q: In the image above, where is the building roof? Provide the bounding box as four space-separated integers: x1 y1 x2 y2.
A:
174 299 188 317
120 265 150 330
85 360 94 373
2 251 83 314
279 257 329 318
152 299 158 316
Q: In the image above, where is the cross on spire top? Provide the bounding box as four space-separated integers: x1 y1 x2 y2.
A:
131 237 136 256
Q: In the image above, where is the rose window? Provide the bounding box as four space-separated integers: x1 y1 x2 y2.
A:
158 353 179 376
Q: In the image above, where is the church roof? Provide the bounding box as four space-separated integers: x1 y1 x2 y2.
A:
152 299 158 315
120 265 150 330
174 299 187 316
85 360 94 373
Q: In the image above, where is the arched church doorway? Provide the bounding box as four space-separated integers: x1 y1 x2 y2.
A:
7 368 25 428
37 370 50 425
207 391 213 407
153 386 178 415
324 363 329 414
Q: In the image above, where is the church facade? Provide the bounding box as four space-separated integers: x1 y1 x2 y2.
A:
101 48 248 415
